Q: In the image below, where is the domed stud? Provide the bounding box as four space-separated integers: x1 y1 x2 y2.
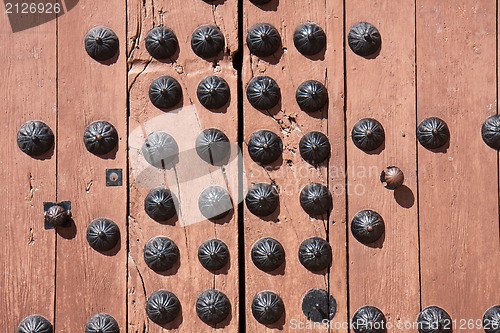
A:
245 183 279 217
84 26 119 61
17 315 53 333
301 288 337 323
198 239 229 271
191 25 225 59
85 314 119 333
141 132 179 168
251 291 284 325
298 237 332 271
250 0 272 4
144 187 177 222
251 237 284 272
86 218 120 252
148 76 182 110
83 121 118 155
198 186 233 220
417 117 450 150
352 306 386 333
380 166 404 189
417 306 452 333
293 22 326 56
351 118 385 152
246 23 281 57
17 120 54 157
246 76 281 110
482 115 500 150
197 76 230 110
351 210 385 244
247 130 283 165
299 131 330 165
296 80 328 113
195 128 230 164
143 236 179 272
348 22 381 57
145 26 178 60
299 183 331 216
146 290 180 325
44 203 71 227
483 305 500 333
196 289 231 325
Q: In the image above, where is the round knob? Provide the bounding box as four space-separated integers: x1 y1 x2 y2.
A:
245 183 279 217
196 289 231 325
251 237 284 272
299 131 331 165
247 23 281 57
144 187 177 222
86 218 120 252
247 130 283 165
351 118 385 152
145 26 178 60
195 128 230 164
380 166 404 189
85 314 119 333
143 236 179 272
299 183 331 216
301 288 337 323
148 76 182 110
483 305 500 333
293 22 326 56
296 80 328 113
17 120 54 157
198 186 233 220
351 210 385 244
482 115 500 150
417 306 452 333
197 76 230 110
298 237 331 271
146 290 180 325
417 117 450 149
83 121 118 155
44 204 69 227
198 239 229 271
348 22 381 57
142 131 179 169
251 291 284 325
246 76 281 110
191 25 225 59
84 26 119 61
352 306 386 333
17 315 53 333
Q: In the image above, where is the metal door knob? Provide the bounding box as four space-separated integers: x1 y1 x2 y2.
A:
44 203 71 227
380 166 404 189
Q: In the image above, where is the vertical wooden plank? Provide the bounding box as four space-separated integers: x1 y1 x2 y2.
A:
345 0 420 330
0 10 57 331
56 0 127 330
127 0 239 331
417 0 500 327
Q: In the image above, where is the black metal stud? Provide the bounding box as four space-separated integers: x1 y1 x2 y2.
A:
191 25 225 59
299 131 330 165
417 117 450 149
17 120 54 157
251 291 284 325
351 210 385 244
298 237 332 271
84 26 119 61
145 26 178 60
83 121 118 155
149 76 182 110
143 236 179 272
293 22 326 56
251 237 284 272
299 183 331 216
417 306 452 333
302 289 337 323
144 187 177 222
348 22 381 57
482 115 500 150
44 204 71 227
483 306 500 333
142 132 179 168
351 118 385 152
352 306 386 333
198 186 233 220
86 218 120 252
198 239 229 271
246 76 281 110
146 290 180 325
245 183 279 217
296 80 328 113
197 76 230 110
85 314 119 333
196 128 230 164
196 289 231 325
248 130 283 165
17 315 53 333
380 166 404 189
247 23 281 57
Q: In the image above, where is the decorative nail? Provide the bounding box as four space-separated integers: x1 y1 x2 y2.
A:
246 76 280 110
299 131 330 165
247 130 283 165
245 183 279 217
251 237 284 272
84 26 119 61
17 121 54 156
